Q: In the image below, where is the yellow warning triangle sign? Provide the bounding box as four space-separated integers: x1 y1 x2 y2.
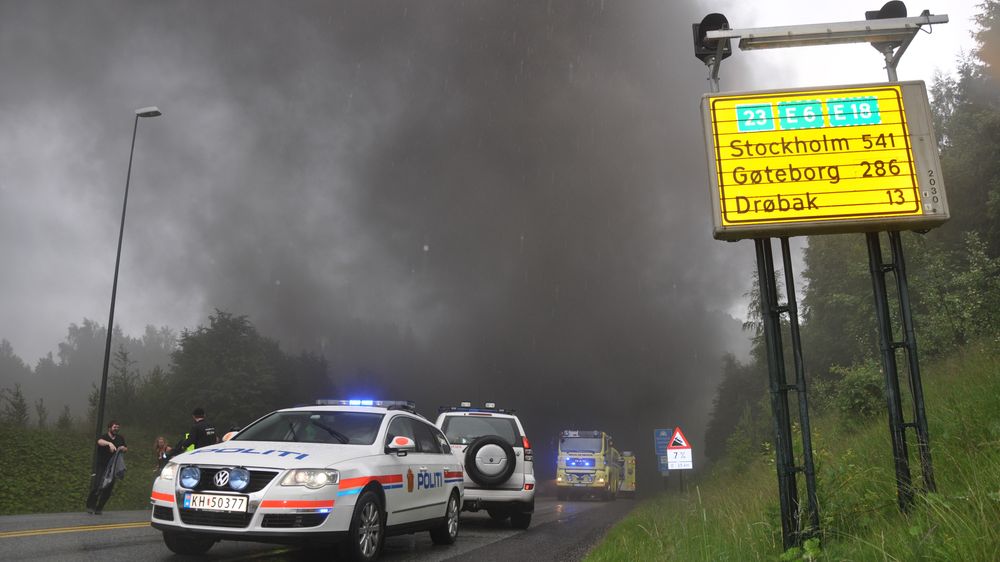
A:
667 427 690 449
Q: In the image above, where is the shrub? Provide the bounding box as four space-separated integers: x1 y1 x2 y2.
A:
829 362 884 423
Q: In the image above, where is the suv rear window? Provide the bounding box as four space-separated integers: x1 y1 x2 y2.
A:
441 416 520 446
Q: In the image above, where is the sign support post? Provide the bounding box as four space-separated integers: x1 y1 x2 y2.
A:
863 31 937 510
754 237 817 547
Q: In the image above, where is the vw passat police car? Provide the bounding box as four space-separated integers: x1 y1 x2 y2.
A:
150 400 464 561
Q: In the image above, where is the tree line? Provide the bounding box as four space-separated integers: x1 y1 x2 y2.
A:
0 311 333 436
703 1 1000 466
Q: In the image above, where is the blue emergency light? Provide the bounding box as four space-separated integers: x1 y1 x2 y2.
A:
315 399 415 410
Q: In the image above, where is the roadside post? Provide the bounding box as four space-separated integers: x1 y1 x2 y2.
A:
666 427 693 492
693 2 947 549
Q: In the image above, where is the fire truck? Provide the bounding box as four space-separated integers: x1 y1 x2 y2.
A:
555 430 622 501
619 451 636 497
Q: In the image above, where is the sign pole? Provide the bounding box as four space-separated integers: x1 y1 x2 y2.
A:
888 232 936 495
863 38 937 512
755 238 802 548
780 237 820 534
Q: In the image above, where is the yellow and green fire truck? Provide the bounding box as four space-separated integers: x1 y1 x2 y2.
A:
619 451 636 497
556 430 622 501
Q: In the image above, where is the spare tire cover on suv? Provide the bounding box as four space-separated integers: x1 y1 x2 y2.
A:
464 435 517 487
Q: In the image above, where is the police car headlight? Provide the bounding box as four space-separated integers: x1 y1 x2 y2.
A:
281 469 340 489
228 468 251 491
160 462 178 480
180 466 202 489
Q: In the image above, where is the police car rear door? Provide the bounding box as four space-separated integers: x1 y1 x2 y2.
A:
384 416 445 523
411 419 451 517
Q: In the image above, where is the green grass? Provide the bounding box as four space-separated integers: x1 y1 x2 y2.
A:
587 339 1000 561
0 425 166 515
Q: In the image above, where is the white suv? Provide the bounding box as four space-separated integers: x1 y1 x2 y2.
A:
435 402 535 529
150 400 463 561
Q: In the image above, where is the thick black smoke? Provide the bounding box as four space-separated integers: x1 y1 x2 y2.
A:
3 0 765 486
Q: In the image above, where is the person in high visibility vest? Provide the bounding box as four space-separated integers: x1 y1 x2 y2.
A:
172 407 219 454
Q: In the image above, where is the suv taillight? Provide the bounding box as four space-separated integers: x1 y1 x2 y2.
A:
522 436 532 461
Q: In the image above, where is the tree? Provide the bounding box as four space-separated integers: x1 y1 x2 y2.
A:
704 354 767 462
1 384 30 427
135 365 171 429
169 311 285 428
929 1 1000 254
56 405 73 431
0 340 33 391
34 398 48 429
799 234 876 380
106 345 140 425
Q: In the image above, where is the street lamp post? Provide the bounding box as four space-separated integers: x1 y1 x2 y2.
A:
90 106 162 480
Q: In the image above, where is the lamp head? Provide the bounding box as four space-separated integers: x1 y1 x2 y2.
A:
692 13 732 63
865 2 908 52
135 106 162 118
865 1 907 21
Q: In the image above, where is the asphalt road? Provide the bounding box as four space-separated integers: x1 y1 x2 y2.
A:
0 495 636 561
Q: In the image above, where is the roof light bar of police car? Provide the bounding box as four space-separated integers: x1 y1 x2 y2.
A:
704 11 947 51
315 399 416 410
439 403 515 414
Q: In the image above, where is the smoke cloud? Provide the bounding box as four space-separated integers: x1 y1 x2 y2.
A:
2 0 767 484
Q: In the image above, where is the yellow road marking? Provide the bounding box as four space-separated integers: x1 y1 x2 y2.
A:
0 521 150 539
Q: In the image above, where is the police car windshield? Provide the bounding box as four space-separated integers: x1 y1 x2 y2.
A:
233 411 383 445
560 437 602 453
441 416 519 446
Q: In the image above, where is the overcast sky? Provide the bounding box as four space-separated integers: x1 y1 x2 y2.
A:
0 1 978 464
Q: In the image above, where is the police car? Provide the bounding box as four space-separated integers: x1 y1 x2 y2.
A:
435 402 535 529
150 400 463 561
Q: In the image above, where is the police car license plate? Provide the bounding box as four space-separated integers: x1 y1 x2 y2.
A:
183 493 248 512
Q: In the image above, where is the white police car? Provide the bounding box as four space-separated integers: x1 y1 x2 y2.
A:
435 402 535 529
150 400 463 561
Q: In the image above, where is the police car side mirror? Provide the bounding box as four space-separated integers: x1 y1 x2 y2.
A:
222 431 238 442
386 435 417 456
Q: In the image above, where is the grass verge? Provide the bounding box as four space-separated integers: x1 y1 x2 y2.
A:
0 425 166 515
586 339 1000 561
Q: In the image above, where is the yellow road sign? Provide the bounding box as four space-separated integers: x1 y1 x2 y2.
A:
701 81 948 240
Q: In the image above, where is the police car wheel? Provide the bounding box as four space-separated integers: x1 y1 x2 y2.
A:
340 489 385 562
430 490 460 545
464 435 517 487
162 531 215 555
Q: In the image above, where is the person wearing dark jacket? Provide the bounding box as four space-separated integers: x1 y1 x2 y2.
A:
173 407 218 454
86 420 127 514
